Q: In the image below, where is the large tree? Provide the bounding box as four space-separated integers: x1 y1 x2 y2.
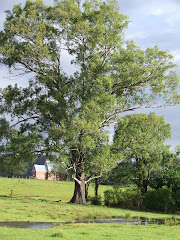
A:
112 113 171 194
0 0 179 204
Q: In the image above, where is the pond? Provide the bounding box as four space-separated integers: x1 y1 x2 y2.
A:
0 222 54 229
75 217 167 225
0 216 179 229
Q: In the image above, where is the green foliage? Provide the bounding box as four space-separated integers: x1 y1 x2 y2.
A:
0 0 179 203
124 213 132 220
113 113 171 157
112 113 171 193
172 145 180 170
85 144 116 180
104 187 142 209
174 190 180 209
148 169 180 212
88 195 102 205
159 146 176 169
150 168 180 192
0 118 9 139
143 187 177 213
0 129 40 177
105 162 136 185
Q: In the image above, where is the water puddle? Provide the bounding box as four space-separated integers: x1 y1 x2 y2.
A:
0 222 54 229
0 217 179 229
75 217 166 225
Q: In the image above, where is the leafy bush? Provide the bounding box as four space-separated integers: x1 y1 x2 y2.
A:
174 190 180 210
143 186 176 213
104 187 142 209
147 169 180 212
89 195 102 205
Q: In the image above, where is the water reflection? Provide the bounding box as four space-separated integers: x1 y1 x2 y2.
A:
0 221 54 229
0 216 179 229
75 217 166 225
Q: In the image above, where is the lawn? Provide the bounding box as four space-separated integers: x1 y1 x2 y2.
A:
1 224 180 240
0 177 180 240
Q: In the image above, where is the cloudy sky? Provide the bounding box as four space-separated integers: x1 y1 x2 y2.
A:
0 0 180 149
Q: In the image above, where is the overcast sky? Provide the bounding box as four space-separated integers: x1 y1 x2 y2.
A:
0 0 180 150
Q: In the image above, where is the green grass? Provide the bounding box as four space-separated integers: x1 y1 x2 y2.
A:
0 224 180 240
0 177 178 222
0 177 117 222
0 177 180 239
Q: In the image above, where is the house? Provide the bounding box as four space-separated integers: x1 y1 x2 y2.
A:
32 158 67 181
0 155 68 180
0 155 46 178
32 164 48 180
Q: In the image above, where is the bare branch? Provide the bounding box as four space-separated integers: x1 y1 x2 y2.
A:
72 175 81 185
100 104 174 128
10 115 40 129
85 173 102 184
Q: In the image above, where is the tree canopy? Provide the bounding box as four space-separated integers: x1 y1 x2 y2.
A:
0 127 39 177
0 0 179 204
112 113 171 193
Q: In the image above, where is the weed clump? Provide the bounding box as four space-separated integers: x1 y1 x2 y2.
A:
51 231 66 238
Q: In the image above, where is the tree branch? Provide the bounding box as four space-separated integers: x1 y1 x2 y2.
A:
72 175 81 185
85 173 102 184
100 104 174 128
10 115 40 129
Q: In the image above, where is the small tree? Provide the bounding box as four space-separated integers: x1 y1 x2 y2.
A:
112 113 171 194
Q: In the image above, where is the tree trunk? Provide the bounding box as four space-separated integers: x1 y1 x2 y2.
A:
85 181 90 200
69 172 87 205
8 173 14 178
143 179 148 193
137 174 147 195
95 178 99 198
136 159 148 195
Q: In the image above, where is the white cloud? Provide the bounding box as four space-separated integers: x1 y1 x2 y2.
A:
150 8 164 16
165 14 180 27
125 30 148 41
171 51 180 62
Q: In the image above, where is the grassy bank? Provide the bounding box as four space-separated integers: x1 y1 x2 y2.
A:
0 177 180 240
0 177 178 222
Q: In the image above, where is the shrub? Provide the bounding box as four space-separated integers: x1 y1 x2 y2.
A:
104 187 142 209
89 195 102 205
143 186 176 213
174 190 180 210
104 189 116 207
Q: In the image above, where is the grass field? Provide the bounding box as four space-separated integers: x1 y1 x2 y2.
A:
1 224 180 240
0 177 180 239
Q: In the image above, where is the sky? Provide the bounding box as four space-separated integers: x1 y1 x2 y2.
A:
0 0 180 150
